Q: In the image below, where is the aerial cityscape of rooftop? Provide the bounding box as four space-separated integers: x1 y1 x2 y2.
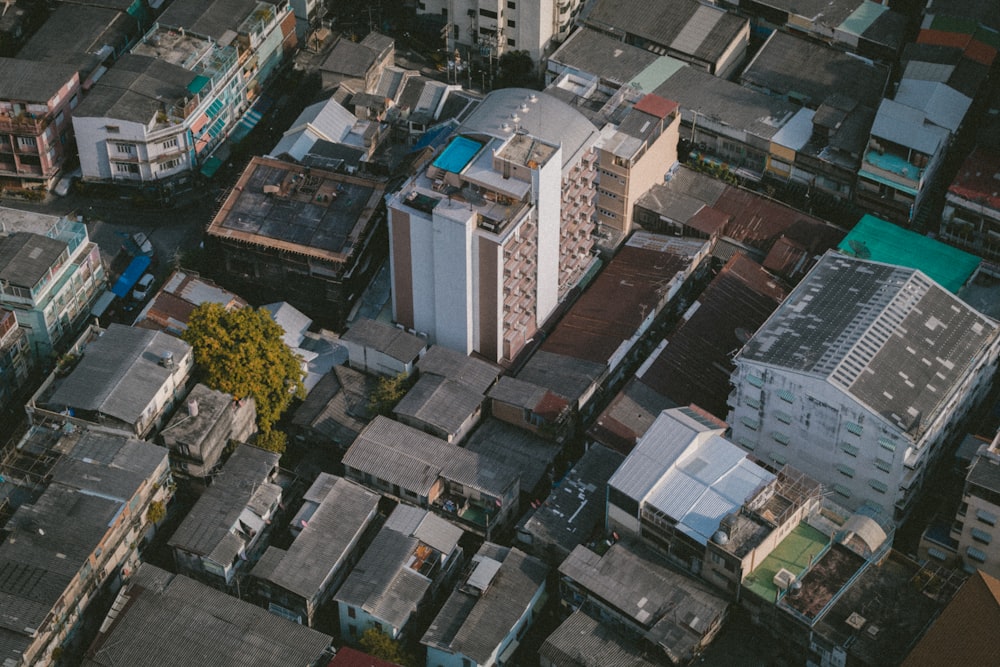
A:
1 0 999 665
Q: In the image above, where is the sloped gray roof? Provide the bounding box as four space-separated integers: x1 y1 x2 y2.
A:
741 31 889 109
654 65 796 142
869 98 949 154
0 432 166 665
333 529 429 630
344 417 517 498
157 0 260 40
251 477 378 599
417 345 499 392
0 233 67 289
0 58 78 103
46 324 192 427
487 376 549 411
465 418 561 494
541 610 661 667
422 544 547 664
559 543 727 655
168 445 280 559
394 375 484 437
740 252 999 438
384 504 463 555
516 350 605 405
341 318 427 364
586 0 747 65
291 365 377 444
84 564 332 667
74 54 194 123
547 28 658 87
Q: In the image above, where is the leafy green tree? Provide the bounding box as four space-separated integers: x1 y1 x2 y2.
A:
145 500 166 524
368 372 411 417
359 627 411 665
182 303 306 434
255 429 288 454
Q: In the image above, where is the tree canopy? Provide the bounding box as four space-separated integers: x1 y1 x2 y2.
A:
182 303 306 434
359 627 412 666
495 50 538 89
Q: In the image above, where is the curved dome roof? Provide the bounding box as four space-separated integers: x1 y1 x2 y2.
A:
459 87 600 169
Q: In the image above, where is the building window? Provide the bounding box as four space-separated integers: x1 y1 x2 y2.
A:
874 458 892 473
833 484 851 499
977 510 998 526
770 452 787 466
740 416 760 431
507 38 516 46
878 437 896 452
105 124 120 133
841 443 859 457
116 143 135 154
837 464 855 478
747 373 764 388
971 528 993 545
927 547 948 561
114 163 139 174
777 389 794 403
507 0 515 7
772 431 790 445
868 479 888 494
159 158 181 171
744 396 761 409
163 137 178 149
738 436 756 451
775 410 793 425
845 421 863 436
507 19 515 27
18 137 36 147
967 546 987 563
347 606 356 619
479 8 498 18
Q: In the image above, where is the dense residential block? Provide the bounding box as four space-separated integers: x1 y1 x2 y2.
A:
0 59 80 191
169 444 282 589
728 252 1000 519
84 563 334 667
0 209 106 359
941 146 1000 263
28 323 193 439
421 543 548 667
388 88 600 363
205 156 388 329
0 429 173 667
251 474 380 628
335 504 464 642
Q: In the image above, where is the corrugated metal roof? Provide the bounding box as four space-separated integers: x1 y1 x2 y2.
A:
341 318 427 364
251 477 378 599
394 375 484 437
85 564 332 667
894 79 971 133
611 409 775 545
416 346 499 393
540 610 661 667
870 98 949 154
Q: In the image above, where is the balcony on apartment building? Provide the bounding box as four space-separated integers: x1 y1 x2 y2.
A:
862 142 929 192
0 112 49 134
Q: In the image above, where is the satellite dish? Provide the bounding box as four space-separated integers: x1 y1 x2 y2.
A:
848 240 871 259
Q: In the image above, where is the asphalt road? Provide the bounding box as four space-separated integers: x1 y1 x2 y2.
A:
1 185 216 293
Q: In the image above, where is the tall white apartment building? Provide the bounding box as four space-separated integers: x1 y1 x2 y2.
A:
387 88 599 364
728 252 1000 521
417 0 584 64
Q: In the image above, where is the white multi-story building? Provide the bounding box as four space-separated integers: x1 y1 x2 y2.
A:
387 88 599 363
417 0 585 65
0 208 105 358
728 252 1000 521
73 0 296 189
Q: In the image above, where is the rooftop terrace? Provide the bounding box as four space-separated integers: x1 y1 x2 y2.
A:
208 156 385 260
744 522 830 602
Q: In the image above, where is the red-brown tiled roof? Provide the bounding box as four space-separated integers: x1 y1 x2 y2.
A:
634 93 679 119
686 205 730 236
949 146 1000 213
637 254 787 420
328 647 403 667
902 571 1000 666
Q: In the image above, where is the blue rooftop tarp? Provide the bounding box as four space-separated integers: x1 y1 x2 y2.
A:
112 254 151 297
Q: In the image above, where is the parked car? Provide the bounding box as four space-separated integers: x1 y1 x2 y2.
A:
53 168 81 196
132 273 155 302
